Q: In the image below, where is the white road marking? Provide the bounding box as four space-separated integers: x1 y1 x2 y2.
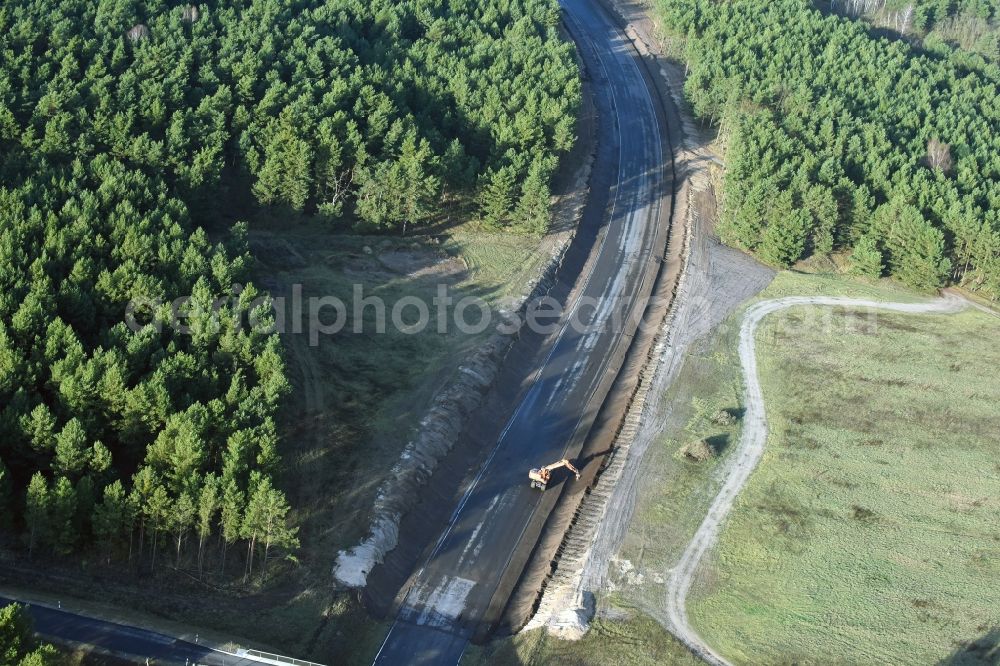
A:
409 576 477 628
458 493 503 566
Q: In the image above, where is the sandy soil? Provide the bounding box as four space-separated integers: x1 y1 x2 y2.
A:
665 294 970 665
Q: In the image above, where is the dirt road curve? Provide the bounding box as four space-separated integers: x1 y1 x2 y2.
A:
665 294 969 666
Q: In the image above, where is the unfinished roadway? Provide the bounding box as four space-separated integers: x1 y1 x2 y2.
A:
369 0 679 662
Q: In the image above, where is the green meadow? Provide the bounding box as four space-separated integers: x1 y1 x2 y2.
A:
689 280 1000 664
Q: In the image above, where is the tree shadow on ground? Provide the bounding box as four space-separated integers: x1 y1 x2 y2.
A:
940 628 1000 665
706 433 731 456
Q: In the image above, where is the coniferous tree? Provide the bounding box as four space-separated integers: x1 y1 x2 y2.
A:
170 492 197 568
22 405 56 455
129 467 156 560
146 485 171 569
52 420 89 478
253 115 314 212
397 132 441 235
196 475 219 576
759 194 810 267
219 480 243 576
804 185 839 255
480 167 517 229
93 480 132 563
876 201 952 290
24 474 50 559
242 477 299 581
851 235 885 278
354 159 404 229
0 603 62 666
49 477 78 555
0 603 33 665
515 159 553 234
256 485 299 577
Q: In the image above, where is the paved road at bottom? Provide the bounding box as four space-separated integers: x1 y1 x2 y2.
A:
1 596 266 665
371 0 671 662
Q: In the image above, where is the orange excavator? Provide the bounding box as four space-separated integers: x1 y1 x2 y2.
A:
528 458 581 491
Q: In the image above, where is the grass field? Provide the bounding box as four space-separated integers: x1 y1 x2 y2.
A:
615 271 938 606
607 271 999 665
687 285 1000 664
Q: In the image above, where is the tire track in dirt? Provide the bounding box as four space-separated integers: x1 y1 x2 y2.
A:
288 333 324 416
665 293 969 666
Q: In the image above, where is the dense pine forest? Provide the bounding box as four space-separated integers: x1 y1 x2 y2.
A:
660 0 1000 298
831 0 1000 64
0 0 579 581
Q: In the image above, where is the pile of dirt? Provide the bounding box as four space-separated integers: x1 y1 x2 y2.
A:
680 439 716 462
710 409 737 426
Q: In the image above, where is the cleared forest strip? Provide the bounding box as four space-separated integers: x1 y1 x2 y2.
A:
332 84 599 590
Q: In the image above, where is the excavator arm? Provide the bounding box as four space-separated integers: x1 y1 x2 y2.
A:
543 459 581 479
528 458 581 490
